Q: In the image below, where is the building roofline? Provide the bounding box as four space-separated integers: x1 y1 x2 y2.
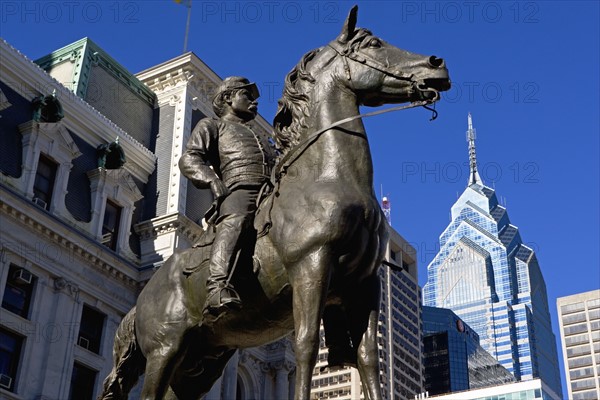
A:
136 51 273 130
1 38 157 181
35 37 156 106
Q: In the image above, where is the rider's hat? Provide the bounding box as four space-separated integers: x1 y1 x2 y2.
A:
215 76 260 100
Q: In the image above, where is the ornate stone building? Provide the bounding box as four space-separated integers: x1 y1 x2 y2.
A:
0 38 152 399
0 37 292 399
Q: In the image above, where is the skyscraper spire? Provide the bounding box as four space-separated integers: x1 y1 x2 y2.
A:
467 113 482 186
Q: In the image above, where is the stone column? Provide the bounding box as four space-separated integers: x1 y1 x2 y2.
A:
260 361 274 400
274 361 295 400
222 350 239 399
38 277 80 399
49 161 72 217
205 376 222 400
287 363 296 400
16 122 39 197
87 168 108 240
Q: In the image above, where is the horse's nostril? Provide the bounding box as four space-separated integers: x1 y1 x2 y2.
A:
428 56 444 68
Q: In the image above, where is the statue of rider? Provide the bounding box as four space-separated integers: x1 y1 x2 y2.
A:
179 77 275 317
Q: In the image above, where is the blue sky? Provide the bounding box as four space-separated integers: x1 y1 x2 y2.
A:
2 0 598 395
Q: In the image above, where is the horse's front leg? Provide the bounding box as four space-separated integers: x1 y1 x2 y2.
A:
137 304 189 399
140 337 186 400
288 249 331 400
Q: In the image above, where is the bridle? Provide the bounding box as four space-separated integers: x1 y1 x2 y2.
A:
257 38 442 238
328 38 416 84
273 36 441 183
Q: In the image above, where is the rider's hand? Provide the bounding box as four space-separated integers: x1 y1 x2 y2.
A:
210 179 230 199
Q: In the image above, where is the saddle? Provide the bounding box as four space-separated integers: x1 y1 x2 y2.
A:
182 183 275 276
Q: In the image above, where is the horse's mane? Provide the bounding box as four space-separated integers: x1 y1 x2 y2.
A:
272 48 320 155
272 29 373 157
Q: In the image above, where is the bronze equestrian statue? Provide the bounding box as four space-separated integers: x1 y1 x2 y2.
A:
99 6 450 400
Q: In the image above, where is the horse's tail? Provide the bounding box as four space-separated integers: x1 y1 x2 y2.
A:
98 306 145 400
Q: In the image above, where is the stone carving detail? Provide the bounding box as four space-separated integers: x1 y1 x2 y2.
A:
53 277 80 300
97 137 126 169
32 92 63 123
0 88 11 112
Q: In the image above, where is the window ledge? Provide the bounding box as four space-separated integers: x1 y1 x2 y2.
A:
0 388 25 400
73 344 106 367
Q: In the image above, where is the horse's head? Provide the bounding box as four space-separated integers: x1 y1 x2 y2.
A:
328 6 451 106
273 5 452 152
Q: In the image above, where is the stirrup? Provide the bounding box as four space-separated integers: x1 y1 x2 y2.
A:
203 283 241 316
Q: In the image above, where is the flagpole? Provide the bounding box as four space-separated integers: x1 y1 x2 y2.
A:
183 0 192 53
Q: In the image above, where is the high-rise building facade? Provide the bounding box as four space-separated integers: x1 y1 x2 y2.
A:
422 115 562 396
310 226 424 400
424 379 561 400
557 289 600 400
422 306 515 396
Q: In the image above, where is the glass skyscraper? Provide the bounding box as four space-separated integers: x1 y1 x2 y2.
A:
423 115 562 397
422 306 515 396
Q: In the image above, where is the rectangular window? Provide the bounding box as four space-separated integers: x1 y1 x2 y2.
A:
2 264 35 319
101 199 121 250
0 328 24 392
69 362 97 400
33 153 58 209
587 298 600 309
77 305 105 354
573 390 600 400
568 356 593 369
564 323 589 336
567 345 592 358
562 302 586 315
563 312 587 326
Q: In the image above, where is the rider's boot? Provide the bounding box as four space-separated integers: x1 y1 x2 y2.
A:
203 214 245 316
204 280 241 317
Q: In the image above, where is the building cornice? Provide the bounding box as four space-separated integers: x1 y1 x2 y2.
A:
134 212 204 244
136 51 273 130
0 183 141 289
0 39 156 182
137 52 219 119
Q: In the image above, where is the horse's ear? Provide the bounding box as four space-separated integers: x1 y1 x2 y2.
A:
338 5 358 44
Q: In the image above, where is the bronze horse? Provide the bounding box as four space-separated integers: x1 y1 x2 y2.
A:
99 6 450 400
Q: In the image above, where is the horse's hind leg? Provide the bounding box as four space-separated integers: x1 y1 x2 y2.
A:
348 274 383 400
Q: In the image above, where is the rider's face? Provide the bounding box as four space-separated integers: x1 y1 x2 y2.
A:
229 89 258 120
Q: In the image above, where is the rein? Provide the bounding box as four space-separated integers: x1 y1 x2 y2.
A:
258 35 443 237
274 98 437 182
257 99 436 239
